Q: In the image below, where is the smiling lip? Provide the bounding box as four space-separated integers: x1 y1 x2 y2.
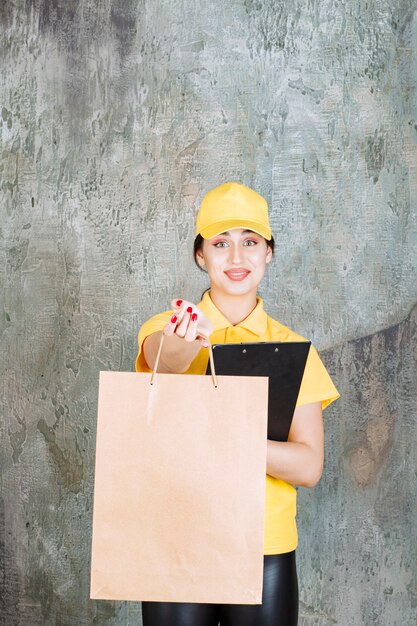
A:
224 269 251 281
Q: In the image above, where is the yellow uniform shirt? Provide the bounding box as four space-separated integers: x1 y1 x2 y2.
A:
135 291 340 555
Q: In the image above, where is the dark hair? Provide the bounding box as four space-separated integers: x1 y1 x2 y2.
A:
193 233 275 271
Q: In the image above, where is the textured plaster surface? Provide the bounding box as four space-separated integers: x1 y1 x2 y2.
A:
1 0 416 624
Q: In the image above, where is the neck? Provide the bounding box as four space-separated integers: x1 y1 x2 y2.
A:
209 285 258 326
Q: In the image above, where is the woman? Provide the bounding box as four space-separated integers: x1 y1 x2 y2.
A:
135 182 339 626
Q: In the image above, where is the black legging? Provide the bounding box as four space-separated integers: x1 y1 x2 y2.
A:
142 551 298 626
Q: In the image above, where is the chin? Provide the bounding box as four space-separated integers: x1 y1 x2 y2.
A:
221 279 259 295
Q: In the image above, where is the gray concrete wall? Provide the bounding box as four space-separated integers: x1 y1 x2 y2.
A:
1 0 416 623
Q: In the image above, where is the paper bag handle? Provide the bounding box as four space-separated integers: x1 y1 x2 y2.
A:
150 333 218 388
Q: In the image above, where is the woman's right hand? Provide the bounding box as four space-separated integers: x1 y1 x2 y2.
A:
163 299 213 348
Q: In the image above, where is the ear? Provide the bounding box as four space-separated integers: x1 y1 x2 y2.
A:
265 244 273 264
195 248 206 268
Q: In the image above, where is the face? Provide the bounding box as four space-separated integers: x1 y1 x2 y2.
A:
196 228 273 297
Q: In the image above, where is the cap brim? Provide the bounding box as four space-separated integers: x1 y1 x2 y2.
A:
198 220 272 240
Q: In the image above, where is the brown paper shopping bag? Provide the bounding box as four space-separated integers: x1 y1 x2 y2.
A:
90 337 268 604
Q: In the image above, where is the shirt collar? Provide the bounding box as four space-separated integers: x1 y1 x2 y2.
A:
199 290 268 337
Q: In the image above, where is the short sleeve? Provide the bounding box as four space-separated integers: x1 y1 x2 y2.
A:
135 310 173 372
295 344 340 410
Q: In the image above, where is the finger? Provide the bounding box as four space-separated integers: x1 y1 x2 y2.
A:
163 313 179 336
197 316 212 346
170 299 190 326
184 312 199 342
170 298 184 311
175 306 193 338
197 335 210 348
173 307 186 326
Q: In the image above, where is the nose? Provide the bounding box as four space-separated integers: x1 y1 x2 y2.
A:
229 242 243 265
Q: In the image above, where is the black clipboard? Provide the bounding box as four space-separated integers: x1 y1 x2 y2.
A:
206 342 311 441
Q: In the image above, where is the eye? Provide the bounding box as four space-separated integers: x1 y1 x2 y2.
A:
213 240 229 248
243 239 258 246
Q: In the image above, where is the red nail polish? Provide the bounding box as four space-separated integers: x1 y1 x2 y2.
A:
176 300 183 306
187 306 193 313
171 315 177 323
191 313 198 322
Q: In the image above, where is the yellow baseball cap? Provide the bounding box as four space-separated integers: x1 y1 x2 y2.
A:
195 181 272 240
